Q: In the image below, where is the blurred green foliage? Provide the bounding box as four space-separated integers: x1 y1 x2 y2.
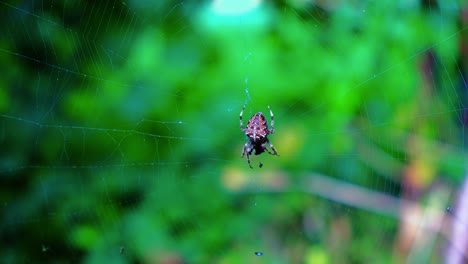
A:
0 0 465 263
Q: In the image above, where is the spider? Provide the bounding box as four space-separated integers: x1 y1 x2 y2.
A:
240 105 279 168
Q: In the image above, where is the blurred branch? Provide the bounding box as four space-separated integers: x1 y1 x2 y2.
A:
445 174 468 264
302 173 401 217
300 173 465 260
234 168 463 258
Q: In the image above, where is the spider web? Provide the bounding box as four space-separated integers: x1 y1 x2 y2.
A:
1 0 467 263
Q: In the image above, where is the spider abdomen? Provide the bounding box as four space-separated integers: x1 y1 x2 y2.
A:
246 113 268 140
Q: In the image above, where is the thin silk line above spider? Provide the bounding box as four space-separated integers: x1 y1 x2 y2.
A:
240 105 279 168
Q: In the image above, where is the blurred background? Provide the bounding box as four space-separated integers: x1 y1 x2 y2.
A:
1 0 467 263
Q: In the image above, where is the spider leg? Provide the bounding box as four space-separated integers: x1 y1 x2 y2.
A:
240 105 246 131
242 143 253 168
268 106 274 134
263 143 274 155
242 142 250 157
246 153 253 168
266 138 279 156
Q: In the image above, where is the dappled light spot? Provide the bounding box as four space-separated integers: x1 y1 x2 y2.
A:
211 0 261 15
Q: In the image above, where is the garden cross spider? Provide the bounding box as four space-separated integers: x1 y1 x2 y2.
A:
240 105 279 168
